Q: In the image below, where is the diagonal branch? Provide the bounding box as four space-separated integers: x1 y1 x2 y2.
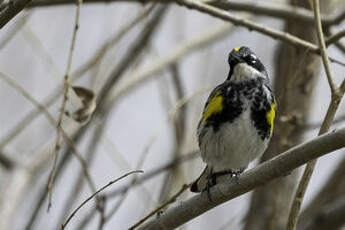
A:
312 0 336 93
0 0 32 29
61 170 143 230
48 0 83 211
138 127 345 230
325 29 345 46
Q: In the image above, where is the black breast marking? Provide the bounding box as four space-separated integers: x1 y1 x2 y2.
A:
250 84 273 140
204 81 245 132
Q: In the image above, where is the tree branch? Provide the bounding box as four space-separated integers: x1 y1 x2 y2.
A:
0 0 32 29
48 0 83 211
61 170 143 230
106 151 198 198
313 0 336 93
138 127 345 230
325 29 345 46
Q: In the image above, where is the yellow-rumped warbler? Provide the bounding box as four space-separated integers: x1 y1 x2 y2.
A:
191 46 276 193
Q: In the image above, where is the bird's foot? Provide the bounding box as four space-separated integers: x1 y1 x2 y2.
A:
203 168 245 201
205 172 217 202
230 168 245 184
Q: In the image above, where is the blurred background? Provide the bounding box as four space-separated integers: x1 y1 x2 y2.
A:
1 0 345 229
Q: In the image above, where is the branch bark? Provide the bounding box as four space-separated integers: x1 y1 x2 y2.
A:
138 127 345 230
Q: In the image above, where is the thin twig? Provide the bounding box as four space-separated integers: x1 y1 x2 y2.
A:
61 170 143 230
129 184 190 230
106 150 198 198
325 29 345 46
56 122 104 230
324 28 345 55
313 0 337 93
47 0 83 211
286 1 344 229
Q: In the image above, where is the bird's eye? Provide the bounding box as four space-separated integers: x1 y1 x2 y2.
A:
248 54 257 64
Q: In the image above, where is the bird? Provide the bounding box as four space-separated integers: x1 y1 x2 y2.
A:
190 46 276 193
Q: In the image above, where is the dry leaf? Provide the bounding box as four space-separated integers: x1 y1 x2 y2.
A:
65 86 96 124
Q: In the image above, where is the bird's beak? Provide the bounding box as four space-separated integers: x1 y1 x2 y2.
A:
228 52 243 64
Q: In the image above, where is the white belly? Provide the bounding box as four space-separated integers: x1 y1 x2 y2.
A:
199 108 269 172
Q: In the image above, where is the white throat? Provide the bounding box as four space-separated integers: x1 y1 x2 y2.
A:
232 63 262 82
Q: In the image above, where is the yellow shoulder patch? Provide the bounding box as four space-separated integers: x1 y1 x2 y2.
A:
203 90 224 120
234 46 241 52
266 101 276 134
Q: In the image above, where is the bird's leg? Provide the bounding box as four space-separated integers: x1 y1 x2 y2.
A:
205 167 215 202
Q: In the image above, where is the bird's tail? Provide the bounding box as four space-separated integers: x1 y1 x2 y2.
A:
190 166 211 193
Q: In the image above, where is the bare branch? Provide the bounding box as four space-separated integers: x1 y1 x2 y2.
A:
313 0 336 92
325 29 345 46
139 127 345 230
106 150 198 198
48 0 83 210
61 170 143 230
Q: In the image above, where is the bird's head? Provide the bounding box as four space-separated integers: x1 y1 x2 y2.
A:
227 46 268 81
